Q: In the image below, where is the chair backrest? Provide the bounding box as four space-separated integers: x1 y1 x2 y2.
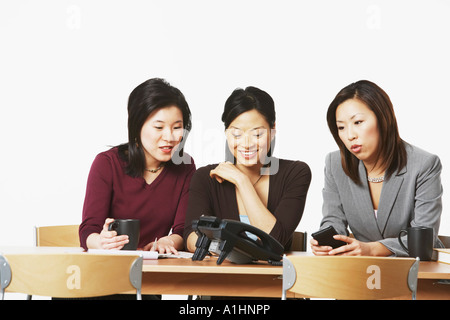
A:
282 255 419 300
1 253 142 299
286 231 307 252
438 235 450 248
35 225 80 247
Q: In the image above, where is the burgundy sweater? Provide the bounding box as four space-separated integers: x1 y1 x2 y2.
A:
79 147 195 250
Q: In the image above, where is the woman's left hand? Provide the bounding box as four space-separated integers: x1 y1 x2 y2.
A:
142 236 178 254
327 235 367 256
328 235 392 256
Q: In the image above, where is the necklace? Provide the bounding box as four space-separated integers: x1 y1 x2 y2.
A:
367 175 384 183
145 164 163 173
253 175 263 186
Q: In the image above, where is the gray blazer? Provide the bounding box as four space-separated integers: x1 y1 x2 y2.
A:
321 143 443 256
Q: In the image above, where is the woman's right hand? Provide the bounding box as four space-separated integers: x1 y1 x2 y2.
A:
100 218 129 249
88 218 129 250
310 238 333 256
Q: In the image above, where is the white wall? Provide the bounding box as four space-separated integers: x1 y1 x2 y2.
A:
1 0 449 247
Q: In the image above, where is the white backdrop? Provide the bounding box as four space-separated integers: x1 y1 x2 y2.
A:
1 0 449 248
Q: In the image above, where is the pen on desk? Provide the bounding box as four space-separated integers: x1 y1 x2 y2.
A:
152 237 157 251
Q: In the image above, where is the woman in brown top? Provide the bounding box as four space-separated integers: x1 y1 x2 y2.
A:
184 86 311 251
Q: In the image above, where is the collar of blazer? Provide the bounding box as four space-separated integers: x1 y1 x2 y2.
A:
349 161 407 238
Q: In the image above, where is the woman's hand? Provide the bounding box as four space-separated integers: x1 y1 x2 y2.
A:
210 161 276 234
99 218 130 249
327 235 368 256
210 161 247 186
142 235 182 254
311 235 392 256
310 237 333 256
87 218 129 250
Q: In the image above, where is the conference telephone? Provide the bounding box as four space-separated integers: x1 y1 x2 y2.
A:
191 216 284 265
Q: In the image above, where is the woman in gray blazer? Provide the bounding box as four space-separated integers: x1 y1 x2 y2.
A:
311 80 443 257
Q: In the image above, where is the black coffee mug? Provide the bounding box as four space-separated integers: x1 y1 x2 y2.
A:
108 219 140 250
398 226 433 261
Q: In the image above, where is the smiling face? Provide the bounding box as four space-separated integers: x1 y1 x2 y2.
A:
140 105 184 167
336 98 381 166
225 109 275 166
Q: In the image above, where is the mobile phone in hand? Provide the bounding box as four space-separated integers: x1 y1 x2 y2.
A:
311 226 347 249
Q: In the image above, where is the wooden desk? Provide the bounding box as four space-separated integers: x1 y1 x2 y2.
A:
2 247 449 299
141 253 450 299
142 257 286 298
418 261 450 279
408 260 450 300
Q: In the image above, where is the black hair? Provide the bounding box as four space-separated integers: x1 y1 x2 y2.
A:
118 78 191 178
221 86 276 163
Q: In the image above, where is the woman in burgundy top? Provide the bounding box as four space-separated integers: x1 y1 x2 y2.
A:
184 86 311 251
80 78 195 253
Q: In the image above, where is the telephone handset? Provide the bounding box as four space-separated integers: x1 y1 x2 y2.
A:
191 215 221 261
192 216 284 265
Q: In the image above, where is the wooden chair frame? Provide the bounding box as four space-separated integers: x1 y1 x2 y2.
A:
438 235 450 248
1 253 143 300
287 231 308 252
282 255 419 300
34 224 80 247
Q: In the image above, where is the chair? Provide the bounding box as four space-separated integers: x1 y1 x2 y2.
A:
0 252 143 300
186 231 308 301
34 224 80 247
286 231 307 252
24 225 81 300
282 255 419 300
438 235 450 248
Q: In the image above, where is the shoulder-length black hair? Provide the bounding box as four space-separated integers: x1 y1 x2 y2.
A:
222 86 276 163
118 78 192 178
326 80 407 184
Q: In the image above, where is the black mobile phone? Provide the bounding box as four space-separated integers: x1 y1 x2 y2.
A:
311 226 347 249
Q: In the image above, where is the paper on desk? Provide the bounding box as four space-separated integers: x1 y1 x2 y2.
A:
158 251 193 259
87 249 193 260
88 249 158 259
